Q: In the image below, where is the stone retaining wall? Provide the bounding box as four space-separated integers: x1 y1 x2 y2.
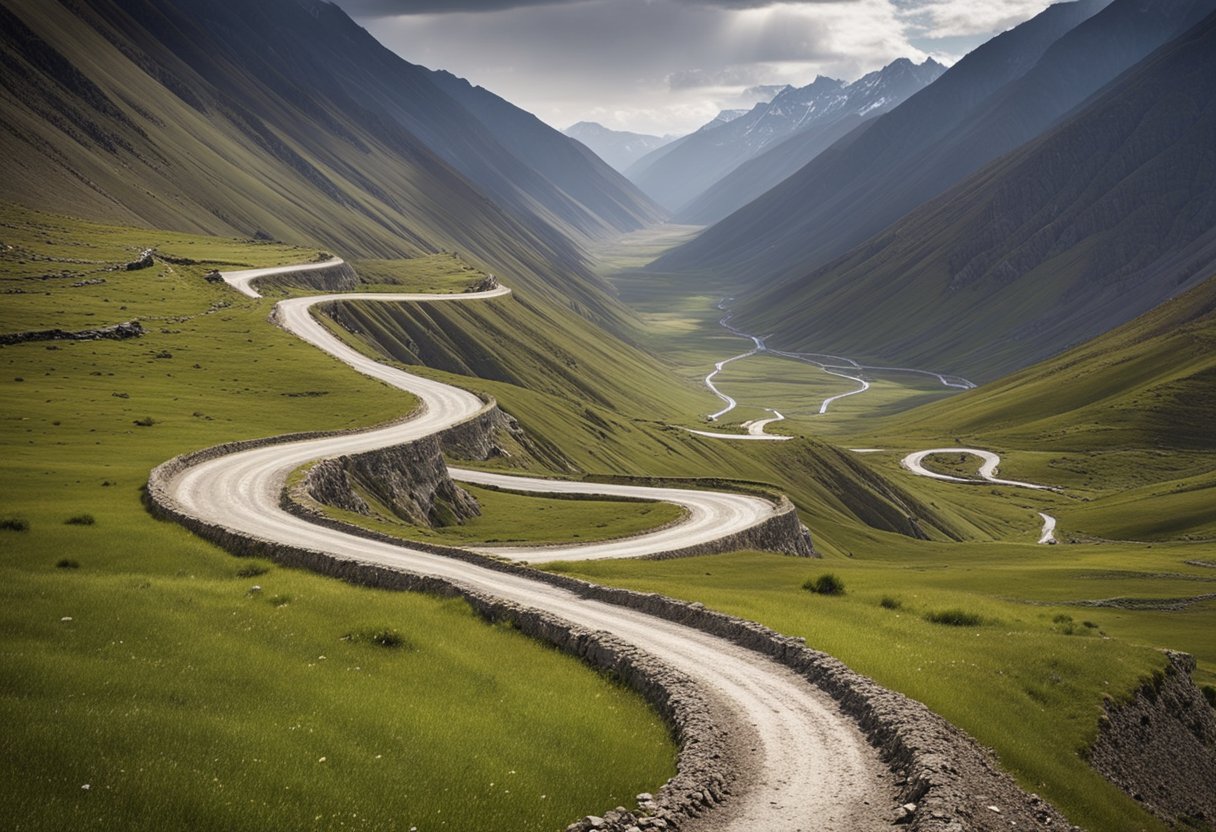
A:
253 259 359 294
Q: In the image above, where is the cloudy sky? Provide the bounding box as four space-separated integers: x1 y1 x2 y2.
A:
333 0 1056 136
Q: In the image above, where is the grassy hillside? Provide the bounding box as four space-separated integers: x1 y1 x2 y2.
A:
879 272 1216 542
0 210 676 831
730 7 1216 380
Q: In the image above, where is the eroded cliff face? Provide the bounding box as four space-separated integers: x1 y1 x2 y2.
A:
300 403 557 528
306 435 481 527
1090 651 1216 829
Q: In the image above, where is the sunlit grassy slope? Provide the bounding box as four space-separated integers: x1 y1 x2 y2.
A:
877 273 1216 543
0 210 675 831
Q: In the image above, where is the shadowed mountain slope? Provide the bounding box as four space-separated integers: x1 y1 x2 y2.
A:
632 58 944 215
0 0 654 310
428 71 666 235
653 0 1196 280
732 9 1216 380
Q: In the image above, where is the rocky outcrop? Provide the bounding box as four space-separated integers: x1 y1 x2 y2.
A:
252 258 359 294
0 319 143 346
1090 651 1216 828
123 248 154 270
305 436 481 527
464 273 499 293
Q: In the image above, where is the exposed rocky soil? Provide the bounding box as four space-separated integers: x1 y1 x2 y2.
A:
1091 651 1216 829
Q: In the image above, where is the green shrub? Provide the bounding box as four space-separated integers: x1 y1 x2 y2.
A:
343 627 411 650
64 514 95 526
55 559 80 569
0 517 29 531
236 564 270 578
802 573 845 596
879 596 902 610
133 416 155 427
925 609 983 627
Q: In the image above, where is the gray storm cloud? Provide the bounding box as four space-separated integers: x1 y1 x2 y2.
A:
338 0 847 16
335 0 1049 134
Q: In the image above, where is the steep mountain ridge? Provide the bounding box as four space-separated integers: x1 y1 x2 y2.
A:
677 58 947 224
631 58 944 213
428 71 666 235
732 8 1216 380
0 0 655 312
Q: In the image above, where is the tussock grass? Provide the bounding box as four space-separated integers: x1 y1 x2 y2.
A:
924 608 983 626
803 573 845 596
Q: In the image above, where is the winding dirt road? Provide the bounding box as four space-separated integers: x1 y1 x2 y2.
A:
900 448 1061 544
695 300 973 436
159 264 895 830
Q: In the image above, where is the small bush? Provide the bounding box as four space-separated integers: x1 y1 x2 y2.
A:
236 564 269 578
802 573 845 596
925 609 983 627
56 559 80 569
133 416 155 427
879 596 902 610
0 517 29 532
343 627 410 650
64 514 95 526
1052 613 1073 624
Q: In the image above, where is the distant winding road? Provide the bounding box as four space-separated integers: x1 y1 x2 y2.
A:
900 448 1060 543
157 261 894 831
692 299 972 438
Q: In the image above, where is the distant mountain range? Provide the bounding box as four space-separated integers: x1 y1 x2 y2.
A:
563 122 676 173
627 57 945 214
722 0 1216 380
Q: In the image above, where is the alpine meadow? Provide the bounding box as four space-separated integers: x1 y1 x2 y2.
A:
2 1 1213 831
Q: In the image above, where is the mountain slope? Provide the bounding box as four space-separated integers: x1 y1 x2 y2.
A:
652 0 1115 277
428 72 666 235
563 122 675 173
0 0 651 306
676 59 946 225
733 9 1216 380
632 59 943 214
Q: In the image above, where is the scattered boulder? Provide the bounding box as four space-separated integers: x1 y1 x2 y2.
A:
0 320 144 346
123 249 154 270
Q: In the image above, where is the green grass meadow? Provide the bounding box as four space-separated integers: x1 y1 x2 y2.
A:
0 207 675 831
